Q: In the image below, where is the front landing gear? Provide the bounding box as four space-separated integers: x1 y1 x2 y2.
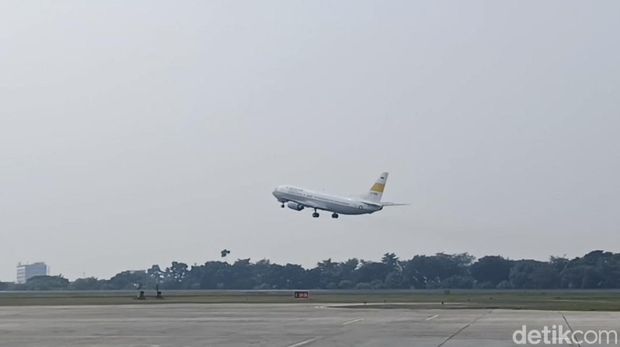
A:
312 209 320 218
331 213 339 219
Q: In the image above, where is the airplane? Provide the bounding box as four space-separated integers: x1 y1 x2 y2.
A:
272 172 407 218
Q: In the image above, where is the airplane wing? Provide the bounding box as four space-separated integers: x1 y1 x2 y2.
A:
295 198 330 211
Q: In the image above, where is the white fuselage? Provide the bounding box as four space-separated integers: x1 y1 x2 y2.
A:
272 185 382 215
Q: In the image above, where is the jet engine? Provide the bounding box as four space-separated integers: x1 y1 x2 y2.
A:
287 202 304 211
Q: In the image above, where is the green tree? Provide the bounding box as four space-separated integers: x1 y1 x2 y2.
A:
470 256 512 287
509 260 559 289
402 253 473 288
381 253 401 272
106 271 147 290
25 276 70 290
163 262 188 289
70 277 102 290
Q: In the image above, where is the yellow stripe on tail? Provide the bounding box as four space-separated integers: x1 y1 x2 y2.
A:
371 183 385 193
363 172 389 203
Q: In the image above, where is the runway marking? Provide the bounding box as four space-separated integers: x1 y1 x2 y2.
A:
425 314 439 321
342 318 364 326
437 310 489 347
561 313 582 347
286 336 321 347
14 336 169 339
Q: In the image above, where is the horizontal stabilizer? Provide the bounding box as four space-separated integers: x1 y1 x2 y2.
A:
381 202 409 206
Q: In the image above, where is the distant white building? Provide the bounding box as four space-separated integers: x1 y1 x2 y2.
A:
16 262 48 284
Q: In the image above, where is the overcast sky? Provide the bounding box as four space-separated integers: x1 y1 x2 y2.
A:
1 1 619 281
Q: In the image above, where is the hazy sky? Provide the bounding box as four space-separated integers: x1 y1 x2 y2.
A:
1 1 619 281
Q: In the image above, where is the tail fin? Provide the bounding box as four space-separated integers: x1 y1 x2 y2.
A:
362 172 388 203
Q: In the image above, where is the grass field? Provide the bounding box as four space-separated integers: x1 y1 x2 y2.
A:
1 290 620 311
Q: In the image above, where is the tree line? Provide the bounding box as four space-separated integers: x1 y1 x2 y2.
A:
2 250 620 291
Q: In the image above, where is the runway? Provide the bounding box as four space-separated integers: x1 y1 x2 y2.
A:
1 304 619 346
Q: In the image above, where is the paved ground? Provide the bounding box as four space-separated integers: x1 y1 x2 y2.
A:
1 304 619 346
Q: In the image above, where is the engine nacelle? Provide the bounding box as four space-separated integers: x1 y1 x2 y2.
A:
287 202 304 211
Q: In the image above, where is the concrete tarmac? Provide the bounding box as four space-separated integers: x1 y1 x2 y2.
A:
1 304 619 346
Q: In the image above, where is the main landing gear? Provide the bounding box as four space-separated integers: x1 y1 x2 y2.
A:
311 210 339 219
281 203 285 208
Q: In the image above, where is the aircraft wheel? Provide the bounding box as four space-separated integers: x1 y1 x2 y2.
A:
281 203 285 208
312 212 319 218
331 213 339 219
